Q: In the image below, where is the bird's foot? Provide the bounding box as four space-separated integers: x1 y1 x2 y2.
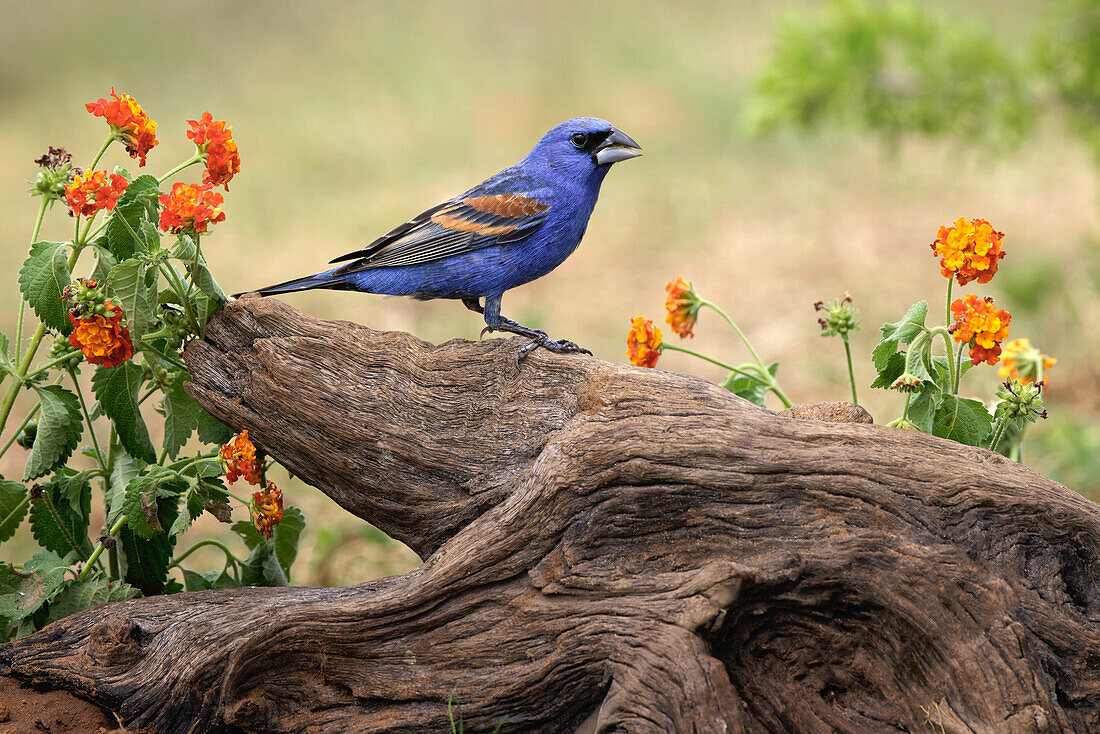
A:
480 323 548 340
515 335 592 365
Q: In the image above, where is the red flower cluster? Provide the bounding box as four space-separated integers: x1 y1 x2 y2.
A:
220 430 262 485
186 112 240 189
950 294 1012 366
85 87 159 166
68 301 134 368
251 481 284 539
158 182 226 234
65 170 129 218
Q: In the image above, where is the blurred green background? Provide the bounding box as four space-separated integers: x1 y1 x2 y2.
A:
2 1 1097 587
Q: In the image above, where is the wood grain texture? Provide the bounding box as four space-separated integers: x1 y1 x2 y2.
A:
3 294 1099 733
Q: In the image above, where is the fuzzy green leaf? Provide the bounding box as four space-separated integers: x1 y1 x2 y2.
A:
880 301 928 344
122 467 187 539
90 245 119 286
23 385 83 481
118 498 178 596
92 363 156 463
162 373 204 459
0 480 29 543
46 576 140 624
233 506 305 583
181 568 238 592
107 446 145 523
117 174 160 212
906 383 941 434
187 259 227 307
107 258 157 341
0 551 68 621
870 351 906 389
933 396 993 447
18 242 71 333
29 470 92 559
106 203 147 261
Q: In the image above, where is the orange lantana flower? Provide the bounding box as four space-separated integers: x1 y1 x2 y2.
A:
950 294 1011 366
186 112 241 189
85 87 159 166
627 317 662 368
931 218 1005 285
64 170 129 218
665 277 703 338
68 301 134 368
252 481 284 539
998 338 1057 386
158 182 226 234
220 430 262 485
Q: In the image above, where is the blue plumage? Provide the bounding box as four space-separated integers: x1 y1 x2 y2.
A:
246 117 641 358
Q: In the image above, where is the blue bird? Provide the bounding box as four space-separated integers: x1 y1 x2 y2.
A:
244 117 641 360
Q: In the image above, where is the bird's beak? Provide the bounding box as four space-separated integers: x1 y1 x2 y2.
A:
594 128 642 165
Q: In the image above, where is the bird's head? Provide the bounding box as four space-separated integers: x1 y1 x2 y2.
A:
528 117 642 180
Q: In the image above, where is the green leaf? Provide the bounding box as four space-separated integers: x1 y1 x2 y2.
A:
122 467 187 539
0 551 68 621
187 259 227 307
46 576 140 624
117 174 160 212
0 332 11 374
90 245 119 286
870 351 906 389
232 506 305 583
118 498 178 596
23 385 83 481
162 373 203 459
195 407 232 445
107 258 156 341
170 234 197 261
933 396 993 447
18 242 71 333
907 383 941 434
29 470 92 559
0 480 29 543
140 219 162 253
106 203 147 261
723 372 767 407
107 446 145 522
879 301 928 345
92 363 156 463
182 568 238 592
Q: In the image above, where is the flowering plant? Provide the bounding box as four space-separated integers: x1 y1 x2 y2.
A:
626 217 1053 459
0 90 302 640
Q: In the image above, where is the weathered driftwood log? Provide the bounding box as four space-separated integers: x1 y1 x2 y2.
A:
3 294 1100 734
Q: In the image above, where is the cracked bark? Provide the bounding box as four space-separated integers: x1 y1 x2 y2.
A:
2 294 1099 733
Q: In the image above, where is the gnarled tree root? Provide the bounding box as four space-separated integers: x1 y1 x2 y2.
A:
3 295 1098 733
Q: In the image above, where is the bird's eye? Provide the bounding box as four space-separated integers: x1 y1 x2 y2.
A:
570 133 589 149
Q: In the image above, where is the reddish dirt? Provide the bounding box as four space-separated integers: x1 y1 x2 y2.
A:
0 676 123 733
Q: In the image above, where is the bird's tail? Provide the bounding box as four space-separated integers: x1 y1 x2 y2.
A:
233 270 348 298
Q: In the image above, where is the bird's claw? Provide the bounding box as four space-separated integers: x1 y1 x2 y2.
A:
514 336 592 365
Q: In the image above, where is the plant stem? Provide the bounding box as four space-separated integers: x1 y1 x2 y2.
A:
988 415 1011 454
158 151 203 184
0 403 40 461
159 262 201 333
170 539 239 568
658 343 758 380
69 368 106 473
89 134 114 172
698 299 792 408
945 279 954 331
954 341 965 394
24 352 81 380
78 513 126 581
841 334 858 405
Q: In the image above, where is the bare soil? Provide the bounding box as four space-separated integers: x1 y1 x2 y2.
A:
0 676 119 734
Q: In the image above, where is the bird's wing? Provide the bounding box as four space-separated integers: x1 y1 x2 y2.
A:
330 193 550 274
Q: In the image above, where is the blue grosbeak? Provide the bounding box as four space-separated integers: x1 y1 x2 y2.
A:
245 117 641 359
